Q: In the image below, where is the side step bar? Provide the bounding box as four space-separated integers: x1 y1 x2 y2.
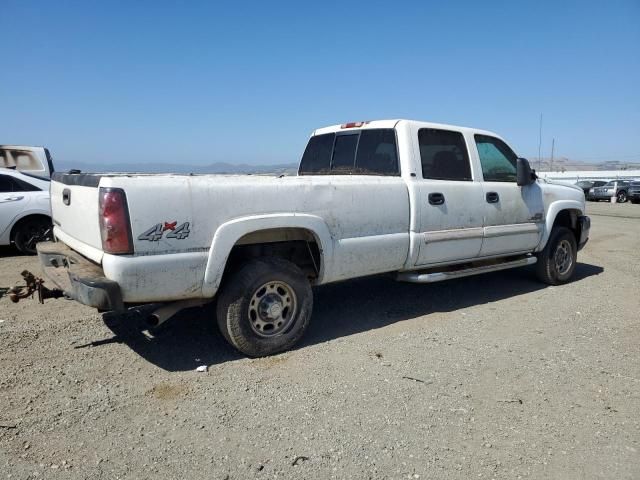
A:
397 256 537 284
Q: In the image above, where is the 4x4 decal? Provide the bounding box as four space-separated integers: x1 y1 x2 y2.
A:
138 221 190 241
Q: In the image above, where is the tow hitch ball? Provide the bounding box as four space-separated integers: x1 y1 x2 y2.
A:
8 270 64 304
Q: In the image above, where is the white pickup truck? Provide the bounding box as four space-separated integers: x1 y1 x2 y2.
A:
32 119 590 356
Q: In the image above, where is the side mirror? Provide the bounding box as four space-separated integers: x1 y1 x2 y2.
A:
516 157 536 186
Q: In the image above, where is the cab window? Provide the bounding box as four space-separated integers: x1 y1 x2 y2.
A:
418 129 472 181
475 135 518 182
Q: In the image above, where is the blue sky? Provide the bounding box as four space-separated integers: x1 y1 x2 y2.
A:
1 0 639 166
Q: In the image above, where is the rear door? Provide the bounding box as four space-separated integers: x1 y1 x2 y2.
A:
412 126 485 265
473 134 543 256
0 174 36 239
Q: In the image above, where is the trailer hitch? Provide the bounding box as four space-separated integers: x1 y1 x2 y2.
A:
8 270 64 304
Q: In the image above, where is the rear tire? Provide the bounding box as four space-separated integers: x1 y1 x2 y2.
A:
13 217 52 255
216 258 313 357
617 191 627 203
535 227 577 285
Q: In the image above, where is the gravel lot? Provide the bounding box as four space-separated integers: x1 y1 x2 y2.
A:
1 201 639 479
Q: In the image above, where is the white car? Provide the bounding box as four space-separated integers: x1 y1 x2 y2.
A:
0 169 52 254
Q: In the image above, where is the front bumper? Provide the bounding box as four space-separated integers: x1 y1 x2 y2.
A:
578 215 590 251
36 241 124 311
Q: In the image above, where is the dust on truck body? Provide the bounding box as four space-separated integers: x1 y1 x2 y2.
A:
24 119 590 356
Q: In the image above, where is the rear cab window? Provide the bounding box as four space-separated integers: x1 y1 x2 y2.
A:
298 129 399 176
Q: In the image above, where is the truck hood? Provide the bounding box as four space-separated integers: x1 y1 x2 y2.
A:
539 177 584 193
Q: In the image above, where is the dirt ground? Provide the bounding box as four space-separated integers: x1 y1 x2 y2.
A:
1 201 639 480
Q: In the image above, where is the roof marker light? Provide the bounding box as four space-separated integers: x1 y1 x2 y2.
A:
340 121 370 129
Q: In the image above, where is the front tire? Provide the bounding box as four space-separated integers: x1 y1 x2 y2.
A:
216 258 313 357
535 227 577 285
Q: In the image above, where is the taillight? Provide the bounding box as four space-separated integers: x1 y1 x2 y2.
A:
99 187 133 254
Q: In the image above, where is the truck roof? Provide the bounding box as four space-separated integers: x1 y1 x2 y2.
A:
313 119 503 140
0 145 46 150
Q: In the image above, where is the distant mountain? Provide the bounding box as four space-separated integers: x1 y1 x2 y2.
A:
528 157 640 172
54 160 299 175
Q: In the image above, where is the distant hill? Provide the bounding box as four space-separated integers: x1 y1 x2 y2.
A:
54 160 299 175
529 157 640 172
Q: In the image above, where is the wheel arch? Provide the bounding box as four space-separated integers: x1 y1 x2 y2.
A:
9 212 52 242
201 214 334 298
537 201 584 251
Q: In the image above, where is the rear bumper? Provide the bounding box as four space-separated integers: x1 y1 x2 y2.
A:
578 215 590 251
36 241 124 311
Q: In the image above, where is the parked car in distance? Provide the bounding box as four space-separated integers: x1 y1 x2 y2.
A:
33 119 590 357
587 180 631 203
575 180 607 195
0 169 52 254
0 145 54 178
629 181 640 204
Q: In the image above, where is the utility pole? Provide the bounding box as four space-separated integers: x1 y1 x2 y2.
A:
550 138 555 172
538 114 543 170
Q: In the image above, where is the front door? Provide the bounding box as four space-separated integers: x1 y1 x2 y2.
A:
413 127 485 265
473 134 544 256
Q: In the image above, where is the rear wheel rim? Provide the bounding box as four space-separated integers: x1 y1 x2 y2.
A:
23 223 51 253
248 281 297 337
554 239 573 275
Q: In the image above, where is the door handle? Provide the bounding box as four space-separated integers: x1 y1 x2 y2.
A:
428 192 445 205
1 196 24 203
486 192 500 203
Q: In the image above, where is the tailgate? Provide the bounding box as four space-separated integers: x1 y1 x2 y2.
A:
50 173 104 261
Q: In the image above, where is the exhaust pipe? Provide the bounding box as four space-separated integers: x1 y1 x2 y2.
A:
146 299 207 328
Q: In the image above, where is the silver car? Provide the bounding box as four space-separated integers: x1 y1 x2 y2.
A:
588 180 631 203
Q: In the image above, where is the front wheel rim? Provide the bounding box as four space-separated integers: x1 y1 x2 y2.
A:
248 281 297 337
618 192 626 202
554 239 573 275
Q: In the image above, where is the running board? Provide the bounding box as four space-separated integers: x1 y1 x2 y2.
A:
396 256 537 284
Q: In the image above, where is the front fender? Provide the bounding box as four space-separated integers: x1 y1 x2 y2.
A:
536 200 585 251
201 213 334 297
